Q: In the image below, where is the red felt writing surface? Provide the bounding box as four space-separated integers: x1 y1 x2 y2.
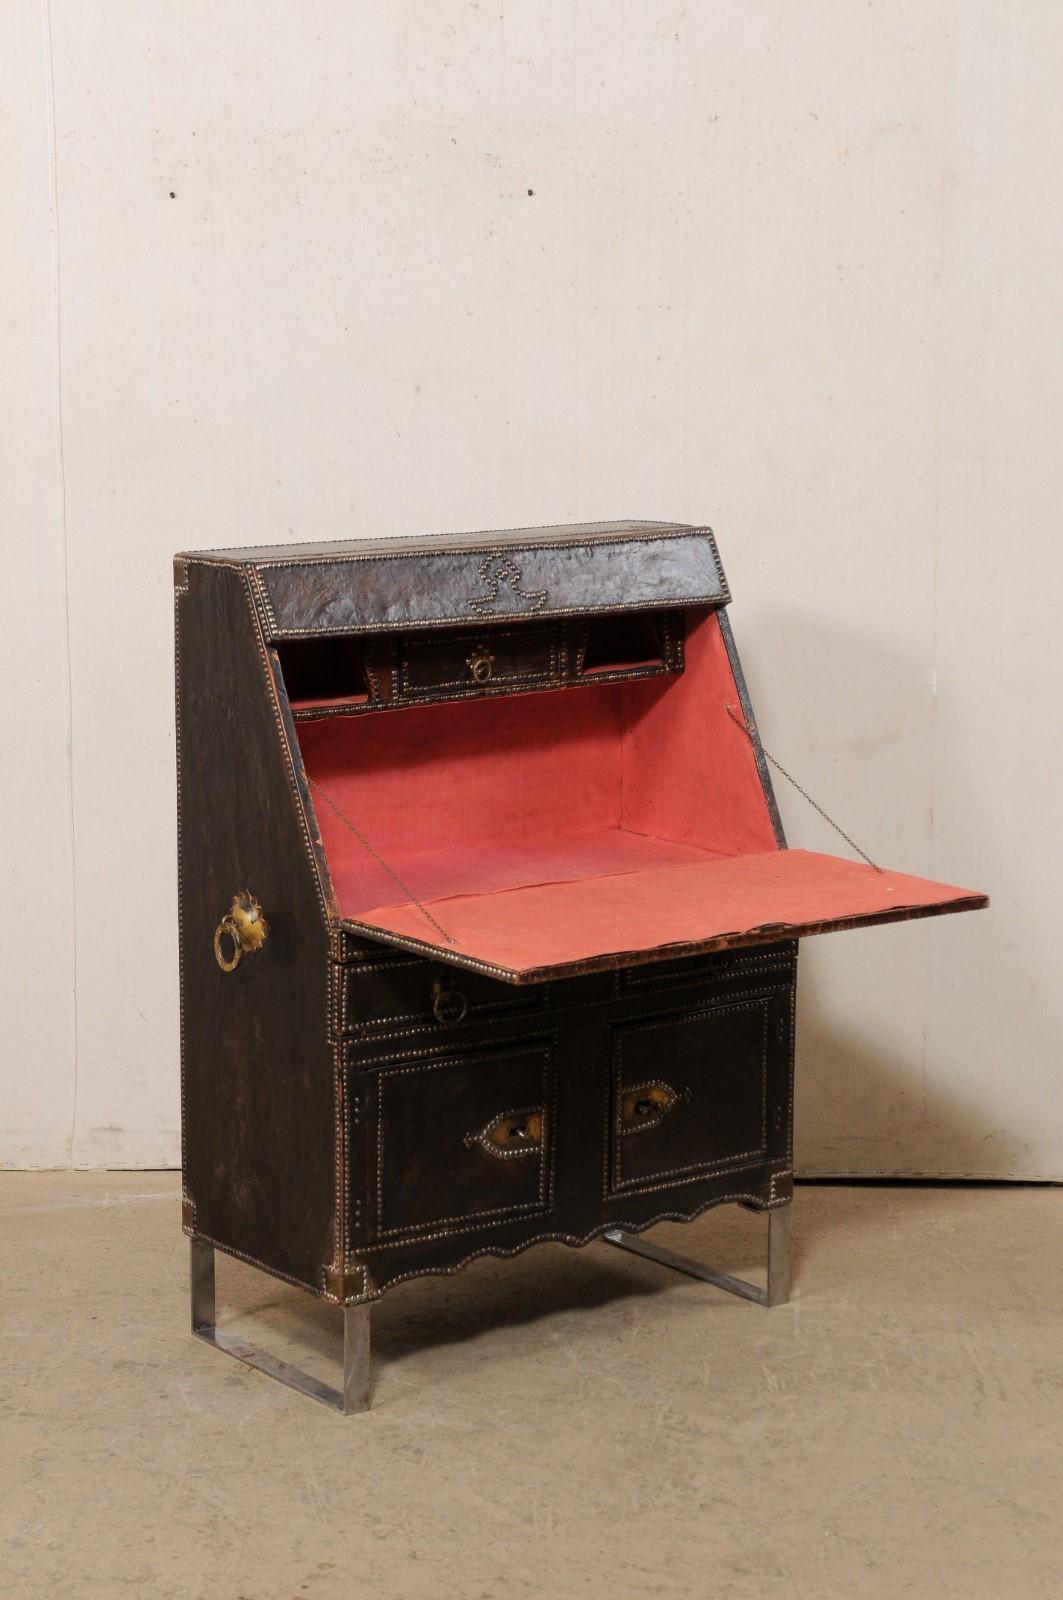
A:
351 848 986 980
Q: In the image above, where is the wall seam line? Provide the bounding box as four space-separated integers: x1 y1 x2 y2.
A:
40 0 80 1167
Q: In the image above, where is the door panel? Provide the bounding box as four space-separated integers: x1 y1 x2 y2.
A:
367 1036 557 1241
608 992 789 1195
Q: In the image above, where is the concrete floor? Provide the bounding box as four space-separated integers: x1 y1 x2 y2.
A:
1 1176 1060 1599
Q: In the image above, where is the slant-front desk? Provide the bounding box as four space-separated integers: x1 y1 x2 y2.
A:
175 522 986 1412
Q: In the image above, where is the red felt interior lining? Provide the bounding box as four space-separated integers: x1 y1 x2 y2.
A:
293 609 983 974
296 608 777 912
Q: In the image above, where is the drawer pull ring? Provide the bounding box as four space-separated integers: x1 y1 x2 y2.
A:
466 1107 544 1159
467 647 495 684
620 1081 680 1135
213 891 268 973
431 978 468 1024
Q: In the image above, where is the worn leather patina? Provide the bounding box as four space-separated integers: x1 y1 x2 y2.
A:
185 520 728 637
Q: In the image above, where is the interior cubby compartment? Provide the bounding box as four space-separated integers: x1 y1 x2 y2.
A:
575 609 682 680
279 636 376 718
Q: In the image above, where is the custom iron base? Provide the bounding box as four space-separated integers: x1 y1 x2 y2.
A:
603 1205 792 1307
189 1239 371 1414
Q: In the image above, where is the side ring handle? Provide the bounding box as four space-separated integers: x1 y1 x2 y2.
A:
213 891 268 973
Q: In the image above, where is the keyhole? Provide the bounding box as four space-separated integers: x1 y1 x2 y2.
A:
634 1099 654 1117
508 1121 528 1141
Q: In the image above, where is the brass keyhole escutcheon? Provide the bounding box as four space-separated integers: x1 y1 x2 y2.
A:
466 1107 544 1158
213 891 268 973
620 1082 680 1134
467 647 495 685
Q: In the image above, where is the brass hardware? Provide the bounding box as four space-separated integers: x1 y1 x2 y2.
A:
465 1107 544 1159
213 890 268 973
620 1081 681 1134
466 646 495 685
431 976 468 1024
322 1264 373 1303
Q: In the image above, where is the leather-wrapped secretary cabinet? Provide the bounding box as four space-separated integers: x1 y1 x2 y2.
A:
175 520 987 1412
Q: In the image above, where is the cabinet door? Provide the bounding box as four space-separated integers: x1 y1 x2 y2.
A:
365 1035 557 1243
607 991 789 1196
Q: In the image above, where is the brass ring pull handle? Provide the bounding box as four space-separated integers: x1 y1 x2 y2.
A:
431 977 468 1024
213 891 268 973
465 1107 544 1160
620 1081 684 1135
467 647 495 685
213 918 243 973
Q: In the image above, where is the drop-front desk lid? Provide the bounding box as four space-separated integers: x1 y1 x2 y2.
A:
337 846 986 984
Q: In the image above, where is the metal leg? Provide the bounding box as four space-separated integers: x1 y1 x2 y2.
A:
603 1203 792 1308
342 1304 371 1414
189 1239 372 1413
765 1206 791 1307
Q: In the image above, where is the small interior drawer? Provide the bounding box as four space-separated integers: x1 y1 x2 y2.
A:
395 625 562 699
335 954 546 1036
364 1036 557 1240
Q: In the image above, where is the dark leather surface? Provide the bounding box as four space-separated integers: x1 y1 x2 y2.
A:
180 518 689 565
397 623 561 696
609 996 782 1192
254 531 726 637
177 562 336 1291
176 523 728 638
371 1038 556 1238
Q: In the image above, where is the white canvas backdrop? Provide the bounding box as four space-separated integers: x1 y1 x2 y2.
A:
3 0 1060 1174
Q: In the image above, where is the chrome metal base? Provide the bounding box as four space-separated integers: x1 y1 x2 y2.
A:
190 1239 371 1414
603 1204 792 1307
